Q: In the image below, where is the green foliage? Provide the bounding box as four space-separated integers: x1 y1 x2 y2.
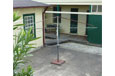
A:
13 12 24 30
13 12 21 22
13 24 24 30
13 12 39 76
14 65 33 76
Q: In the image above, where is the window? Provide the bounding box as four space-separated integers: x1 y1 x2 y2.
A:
23 13 36 38
91 5 102 12
53 7 61 23
98 5 102 12
92 5 97 12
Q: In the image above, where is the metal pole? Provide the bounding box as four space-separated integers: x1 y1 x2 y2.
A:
56 5 60 62
51 5 65 65
56 16 59 62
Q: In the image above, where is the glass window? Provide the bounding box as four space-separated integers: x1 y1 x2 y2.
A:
92 5 97 12
98 5 102 12
23 14 36 38
92 5 102 12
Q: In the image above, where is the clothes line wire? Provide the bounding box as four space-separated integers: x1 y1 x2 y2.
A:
14 16 98 28
15 27 97 30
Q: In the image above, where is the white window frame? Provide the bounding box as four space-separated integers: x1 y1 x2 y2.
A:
91 5 102 13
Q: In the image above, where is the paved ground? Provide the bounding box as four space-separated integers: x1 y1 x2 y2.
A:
60 42 102 55
45 33 101 47
45 33 87 41
25 43 102 76
45 33 87 44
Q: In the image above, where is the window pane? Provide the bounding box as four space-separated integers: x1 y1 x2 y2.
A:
98 5 102 12
23 14 35 37
92 5 97 12
24 16 27 20
53 7 57 11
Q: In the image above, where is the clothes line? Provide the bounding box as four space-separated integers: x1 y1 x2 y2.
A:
14 16 97 27
45 11 102 15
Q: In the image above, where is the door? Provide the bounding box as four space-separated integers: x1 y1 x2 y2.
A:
70 8 78 33
87 15 102 44
86 10 89 35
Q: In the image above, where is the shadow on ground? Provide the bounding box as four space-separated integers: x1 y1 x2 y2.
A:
25 44 102 76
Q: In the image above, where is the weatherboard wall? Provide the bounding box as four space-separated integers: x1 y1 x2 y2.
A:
13 7 44 47
45 5 89 36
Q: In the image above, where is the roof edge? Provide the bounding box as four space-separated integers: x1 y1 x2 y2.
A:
13 6 50 9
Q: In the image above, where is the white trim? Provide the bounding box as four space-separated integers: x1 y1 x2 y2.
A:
96 5 98 12
45 3 102 5
46 11 102 15
91 5 92 12
33 0 102 5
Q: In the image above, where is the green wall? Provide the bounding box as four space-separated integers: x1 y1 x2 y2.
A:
87 15 102 44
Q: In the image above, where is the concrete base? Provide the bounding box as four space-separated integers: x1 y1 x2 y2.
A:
51 60 65 65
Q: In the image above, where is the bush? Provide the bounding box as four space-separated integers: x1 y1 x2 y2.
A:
13 12 39 76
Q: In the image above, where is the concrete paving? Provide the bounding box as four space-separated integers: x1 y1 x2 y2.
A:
25 44 102 76
45 33 88 44
60 42 102 55
45 33 101 47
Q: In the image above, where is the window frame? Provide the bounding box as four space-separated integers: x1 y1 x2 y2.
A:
23 13 36 38
91 5 102 13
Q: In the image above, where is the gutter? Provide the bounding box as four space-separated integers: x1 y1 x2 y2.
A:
42 7 48 47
